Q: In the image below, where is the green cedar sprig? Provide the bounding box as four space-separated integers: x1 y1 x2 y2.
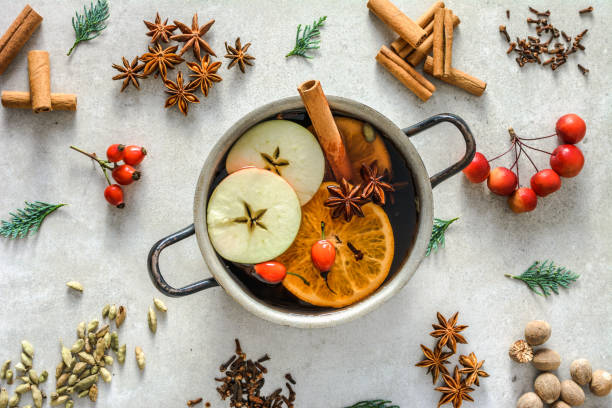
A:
285 16 327 59
0 202 66 239
344 401 399 408
505 260 579 296
426 217 459 256
67 0 110 56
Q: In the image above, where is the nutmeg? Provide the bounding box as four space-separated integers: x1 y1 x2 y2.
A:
570 358 592 385
516 392 543 408
534 372 561 404
525 320 551 346
532 348 561 371
560 379 585 405
551 401 571 408
509 340 534 363
590 369 612 397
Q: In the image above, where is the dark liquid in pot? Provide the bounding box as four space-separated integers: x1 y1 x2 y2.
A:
207 110 419 311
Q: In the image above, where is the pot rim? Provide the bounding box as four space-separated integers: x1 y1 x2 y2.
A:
193 95 433 328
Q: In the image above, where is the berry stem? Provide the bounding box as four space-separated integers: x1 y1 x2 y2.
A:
519 144 540 172
520 142 553 156
518 133 557 141
102 168 112 186
70 145 114 170
320 221 326 240
488 140 516 163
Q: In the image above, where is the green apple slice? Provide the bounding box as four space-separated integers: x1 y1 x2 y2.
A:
207 167 301 264
225 119 325 205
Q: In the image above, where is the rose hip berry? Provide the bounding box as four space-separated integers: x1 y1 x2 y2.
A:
487 167 518 196
311 222 336 272
463 152 490 183
508 187 538 213
530 169 562 197
556 114 586 144
550 145 584 178
104 184 125 208
112 164 141 185
253 261 287 284
106 144 125 162
122 145 147 166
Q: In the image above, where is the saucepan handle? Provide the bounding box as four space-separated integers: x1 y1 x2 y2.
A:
402 113 476 188
147 224 219 297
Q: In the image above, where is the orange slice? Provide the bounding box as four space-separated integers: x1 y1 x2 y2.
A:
277 182 394 308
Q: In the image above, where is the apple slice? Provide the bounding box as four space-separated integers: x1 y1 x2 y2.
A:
207 167 302 264
225 120 325 205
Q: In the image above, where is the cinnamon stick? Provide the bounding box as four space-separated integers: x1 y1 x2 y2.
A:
28 50 51 112
297 80 352 182
390 2 444 57
432 8 445 77
367 0 427 48
397 19 435 58
1 91 77 111
376 46 434 102
0 5 43 75
443 9 454 77
407 13 460 66
423 56 486 96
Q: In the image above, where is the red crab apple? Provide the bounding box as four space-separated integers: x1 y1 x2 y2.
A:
462 152 490 183
556 114 586 144
487 167 517 196
508 187 538 213
550 145 584 178
530 169 562 197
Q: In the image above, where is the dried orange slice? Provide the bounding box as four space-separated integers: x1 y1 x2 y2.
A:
277 182 394 308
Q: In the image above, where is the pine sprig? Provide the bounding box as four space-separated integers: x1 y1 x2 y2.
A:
0 202 66 239
344 400 399 408
67 0 110 56
285 16 327 59
505 260 579 296
426 217 458 256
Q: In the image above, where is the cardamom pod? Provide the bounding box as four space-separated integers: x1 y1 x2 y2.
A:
115 306 126 328
7 394 18 408
90 365 99 375
84 340 92 354
0 360 9 379
31 384 42 408
99 367 111 383
13 363 25 374
0 388 8 408
19 376 30 383
135 346 145 370
55 361 64 379
108 305 117 320
94 339 105 363
21 352 32 368
87 333 96 349
61 345 72 367
23 405 32 408
56 386 68 395
103 332 111 349
38 370 47 383
28 369 38 384
70 339 84 353
21 341 34 358
110 332 119 351
87 320 99 333
14 383 30 394
153 298 168 312
101 304 110 318
147 307 157 333
76 322 85 339
66 400 74 408
5 370 12 384
95 324 109 338
78 369 90 380
56 373 69 388
66 281 83 292
103 355 113 366
77 390 88 398
88 383 98 402
117 344 126 364
50 395 68 406
74 374 97 392
67 374 78 386
77 352 95 366
72 362 87 375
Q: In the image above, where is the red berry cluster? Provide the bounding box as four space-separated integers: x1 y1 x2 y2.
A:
463 114 586 213
71 144 147 208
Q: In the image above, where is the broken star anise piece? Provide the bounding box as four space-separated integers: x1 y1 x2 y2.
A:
430 312 469 354
112 56 146 92
415 344 453 384
171 14 216 61
360 161 394 205
144 12 176 43
164 71 200 116
186 55 222 96
458 352 489 387
324 179 367 222
435 366 475 408
224 37 255 73
140 44 184 79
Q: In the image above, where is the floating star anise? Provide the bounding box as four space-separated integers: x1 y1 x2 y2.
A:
415 344 453 384
458 352 489 387
164 71 199 116
144 12 176 43
435 366 474 408
324 179 366 222
360 161 394 205
224 37 255 73
140 44 184 79
171 14 216 61
186 55 222 96
430 312 468 354
112 56 146 92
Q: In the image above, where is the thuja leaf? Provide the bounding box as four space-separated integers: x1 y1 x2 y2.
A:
344 400 399 408
426 217 459 256
67 0 110 56
285 16 327 59
0 202 66 239
505 260 579 296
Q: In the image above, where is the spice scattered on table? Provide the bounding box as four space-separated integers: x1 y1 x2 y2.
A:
0 5 43 75
0 341 47 408
0 201 65 239
164 71 200 115
112 56 147 91
144 12 176 43
187 55 222 95
171 14 216 60
140 43 184 79
427 217 458 256
66 281 84 292
344 401 399 408
68 0 110 56
224 38 255 73
285 16 327 59
505 260 579 296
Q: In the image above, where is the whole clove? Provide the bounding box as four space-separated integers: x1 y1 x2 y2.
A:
579 6 593 14
577 64 589 75
187 397 203 406
506 10 510 19
499 25 510 42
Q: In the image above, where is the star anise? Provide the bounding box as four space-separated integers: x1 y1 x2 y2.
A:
164 71 199 116
435 366 474 408
324 179 366 222
360 161 394 205
140 44 184 79
458 352 489 387
171 14 216 61
430 312 468 354
415 344 453 384
112 56 146 92
144 12 176 43
224 38 255 73
186 55 222 96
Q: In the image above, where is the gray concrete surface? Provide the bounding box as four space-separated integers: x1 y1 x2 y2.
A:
1 1 611 407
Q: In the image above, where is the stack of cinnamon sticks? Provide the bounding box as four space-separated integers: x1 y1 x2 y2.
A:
368 0 486 101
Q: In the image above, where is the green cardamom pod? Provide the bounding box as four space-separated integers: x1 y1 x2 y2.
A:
31 384 42 408
99 367 111 383
5 370 13 384
153 297 168 312
77 390 89 398
101 304 110 318
77 352 95 366
94 339 105 363
110 332 119 351
0 360 9 379
13 363 25 374
23 404 32 408
0 388 7 408
21 341 34 358
108 305 117 320
66 386 74 394
38 370 48 383
115 306 126 328
103 332 111 349
20 353 32 368
19 376 30 383
88 383 98 402
78 369 90 380
147 307 157 333
103 355 113 366
76 322 85 339
117 344 126 364
56 386 68 395
7 394 18 408
87 333 96 347
95 324 110 338
60 345 72 367
56 373 69 387
50 395 68 406
90 365 99 375
70 339 84 353
68 374 78 386
72 362 87 375
28 369 38 384
74 374 97 392
66 281 83 292
87 320 99 333
14 383 30 394
66 400 74 408
135 346 145 370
